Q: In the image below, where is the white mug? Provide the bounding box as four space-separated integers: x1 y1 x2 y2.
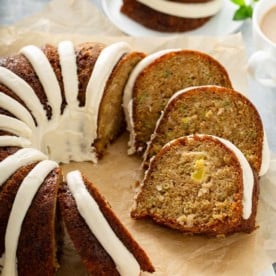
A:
248 0 276 88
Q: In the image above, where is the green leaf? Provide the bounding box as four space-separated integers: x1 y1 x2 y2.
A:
233 5 253 20
231 0 246 6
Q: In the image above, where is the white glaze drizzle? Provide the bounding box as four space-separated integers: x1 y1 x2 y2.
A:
137 0 222 18
259 130 270 176
66 170 140 276
0 148 47 186
40 42 129 163
0 92 35 128
1 160 58 276
39 41 93 163
85 42 131 110
58 41 79 108
39 41 91 163
40 42 131 163
41 110 97 163
123 49 181 154
0 67 47 126
0 41 132 164
0 115 32 139
20 45 62 121
213 136 254 219
0 136 31 148
84 42 131 145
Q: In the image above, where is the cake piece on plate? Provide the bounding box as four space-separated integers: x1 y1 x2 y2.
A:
59 170 154 275
132 135 259 237
123 49 232 155
120 0 223 32
144 85 270 176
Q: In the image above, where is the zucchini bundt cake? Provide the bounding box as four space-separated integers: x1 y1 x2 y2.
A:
131 135 259 236
123 49 232 155
0 41 154 275
144 86 270 176
0 39 270 274
120 0 223 32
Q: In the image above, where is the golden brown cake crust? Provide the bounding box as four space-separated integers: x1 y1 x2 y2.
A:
121 0 212 32
83 175 155 273
41 44 66 114
0 147 20 162
59 176 154 274
0 83 31 119
58 181 120 275
0 163 37 255
0 164 61 275
17 168 61 276
75 42 105 107
0 53 52 119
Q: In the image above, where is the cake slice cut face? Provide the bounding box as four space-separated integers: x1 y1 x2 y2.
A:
59 170 154 275
123 49 232 155
94 51 146 158
132 135 259 236
144 86 270 175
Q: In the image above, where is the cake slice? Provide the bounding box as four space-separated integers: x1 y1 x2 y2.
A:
143 86 270 175
0 158 62 275
94 50 146 158
73 42 146 159
123 49 232 155
58 170 154 275
132 135 259 237
121 0 222 33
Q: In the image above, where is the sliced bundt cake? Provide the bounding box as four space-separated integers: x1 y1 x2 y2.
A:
120 0 222 32
143 86 270 175
123 49 232 155
59 170 154 275
0 153 62 275
0 40 155 274
132 135 259 236
0 40 145 163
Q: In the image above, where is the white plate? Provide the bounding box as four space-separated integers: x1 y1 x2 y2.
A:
102 0 243 36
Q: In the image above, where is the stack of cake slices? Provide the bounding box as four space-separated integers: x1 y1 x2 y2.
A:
124 49 270 237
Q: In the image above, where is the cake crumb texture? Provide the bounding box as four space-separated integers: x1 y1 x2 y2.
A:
145 86 264 174
132 135 258 236
132 50 232 154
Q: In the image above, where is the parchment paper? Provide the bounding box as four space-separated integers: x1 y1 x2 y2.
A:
0 0 275 275
58 134 276 276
